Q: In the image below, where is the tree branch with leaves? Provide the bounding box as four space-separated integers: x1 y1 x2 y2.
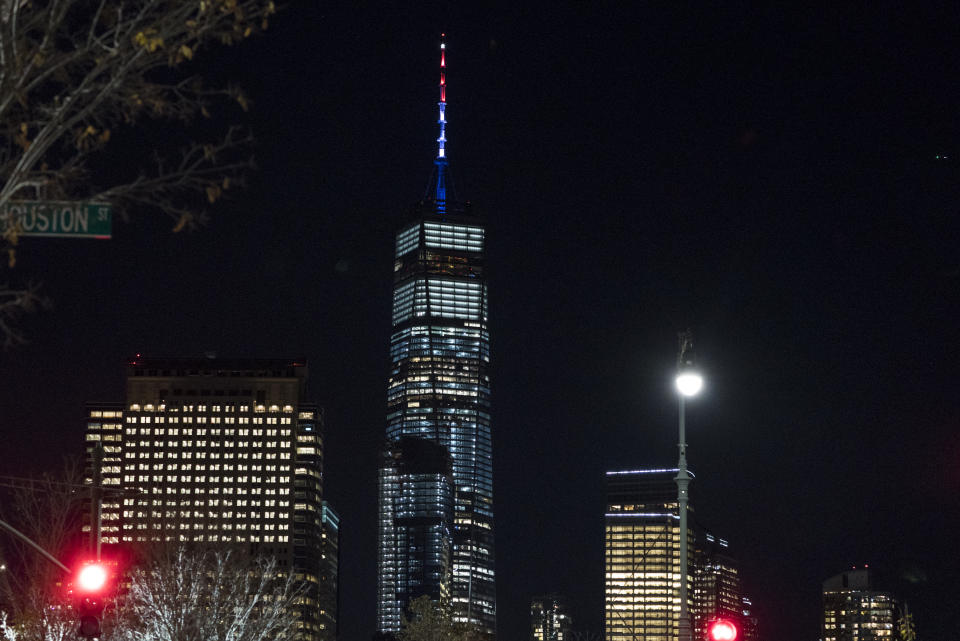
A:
0 0 279 345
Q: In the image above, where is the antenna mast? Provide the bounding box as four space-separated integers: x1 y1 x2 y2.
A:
435 33 448 212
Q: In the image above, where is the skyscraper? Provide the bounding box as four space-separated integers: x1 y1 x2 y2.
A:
320 501 341 641
83 356 326 640
604 469 694 641
693 532 741 637
822 569 896 641
376 35 495 636
531 595 573 641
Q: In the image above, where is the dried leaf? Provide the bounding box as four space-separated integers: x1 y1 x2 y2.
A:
172 213 191 233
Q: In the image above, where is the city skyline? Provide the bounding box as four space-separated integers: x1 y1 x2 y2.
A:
1 4 959 641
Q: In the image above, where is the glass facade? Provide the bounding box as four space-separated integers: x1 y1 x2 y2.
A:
377 203 495 635
319 501 340 641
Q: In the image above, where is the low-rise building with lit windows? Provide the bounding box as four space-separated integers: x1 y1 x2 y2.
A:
822 569 896 641
83 356 325 640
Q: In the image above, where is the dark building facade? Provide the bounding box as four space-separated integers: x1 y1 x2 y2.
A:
693 532 742 637
320 501 340 640
530 595 573 641
83 356 326 640
376 35 495 636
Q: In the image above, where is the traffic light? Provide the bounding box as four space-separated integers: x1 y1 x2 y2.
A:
706 618 739 641
74 562 109 639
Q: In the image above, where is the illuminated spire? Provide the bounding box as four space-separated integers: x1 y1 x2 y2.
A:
437 33 447 160
434 33 448 212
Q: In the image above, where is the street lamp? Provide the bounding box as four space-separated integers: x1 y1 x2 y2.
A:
675 330 702 641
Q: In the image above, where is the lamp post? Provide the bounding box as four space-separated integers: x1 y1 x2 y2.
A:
675 331 703 641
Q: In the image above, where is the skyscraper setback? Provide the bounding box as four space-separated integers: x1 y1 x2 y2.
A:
376 35 495 636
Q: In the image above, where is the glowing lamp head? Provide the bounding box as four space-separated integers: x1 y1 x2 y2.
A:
675 371 704 397
708 619 738 641
77 564 107 593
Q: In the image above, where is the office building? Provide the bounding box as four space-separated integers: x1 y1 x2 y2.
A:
531 595 572 641
83 356 326 640
376 35 495 636
604 469 695 641
739 596 759 641
320 501 341 640
693 532 741 637
377 437 454 632
822 569 895 641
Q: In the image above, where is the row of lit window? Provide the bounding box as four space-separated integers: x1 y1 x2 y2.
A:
119 486 283 495
114 534 289 543
131 440 290 449
127 416 289 425
128 404 294 413
124 427 291 437
122 508 288 518
122 474 290 483
117 497 288 507
125 463 288 472
125 452 292 460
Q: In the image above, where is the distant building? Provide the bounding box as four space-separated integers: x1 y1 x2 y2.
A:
822 569 895 641
740 595 759 641
531 595 572 640
83 356 325 640
693 531 741 637
604 468 695 641
320 501 340 640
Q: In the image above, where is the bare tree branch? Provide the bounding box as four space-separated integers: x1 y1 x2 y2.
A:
109 546 303 641
0 460 86 641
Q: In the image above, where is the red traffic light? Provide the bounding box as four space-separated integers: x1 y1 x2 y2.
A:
76 563 108 592
708 619 739 641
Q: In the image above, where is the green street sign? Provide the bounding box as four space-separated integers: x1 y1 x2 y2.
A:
2 201 112 239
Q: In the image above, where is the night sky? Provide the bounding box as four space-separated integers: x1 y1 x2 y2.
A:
2 3 960 641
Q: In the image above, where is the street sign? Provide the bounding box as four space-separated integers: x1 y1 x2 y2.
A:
2 201 112 239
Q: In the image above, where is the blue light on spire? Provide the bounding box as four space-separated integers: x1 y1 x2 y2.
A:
435 34 448 213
